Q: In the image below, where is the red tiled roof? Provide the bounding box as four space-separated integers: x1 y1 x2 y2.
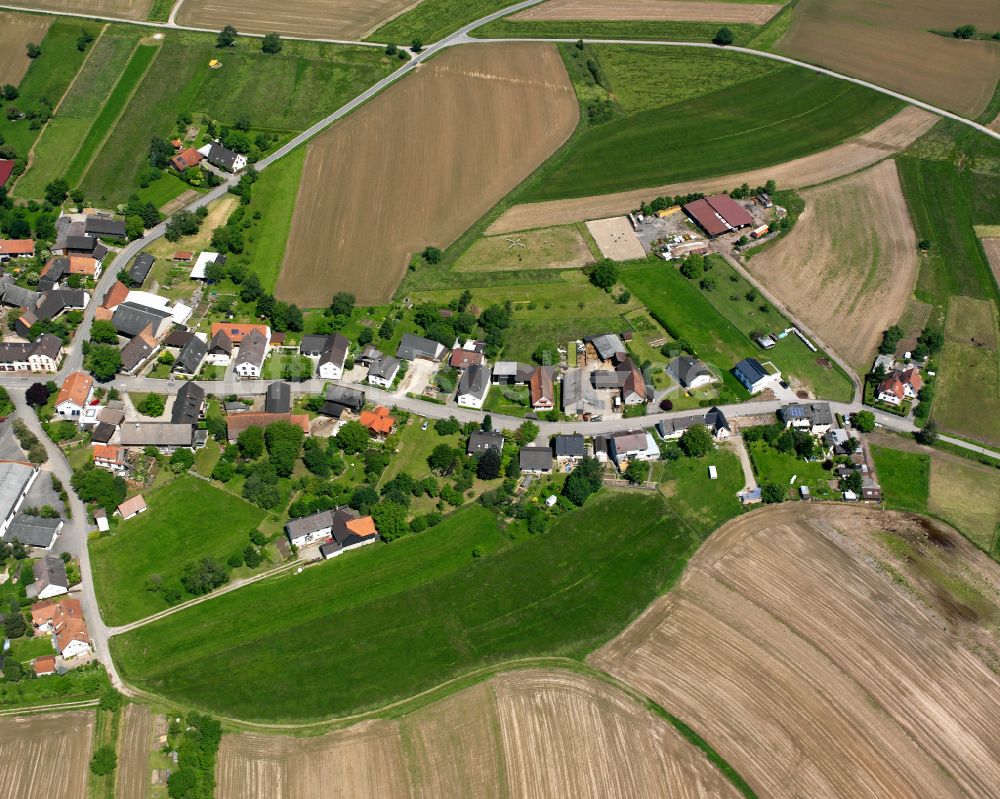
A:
101 280 129 310
33 656 56 675
450 348 484 369
345 515 377 538
211 322 268 345
0 159 14 187
117 494 147 518
55 372 93 408
0 239 35 256
359 406 395 435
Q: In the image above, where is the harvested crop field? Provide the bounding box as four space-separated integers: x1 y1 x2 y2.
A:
276 43 578 306
454 226 593 272
116 704 153 799
979 238 1000 295
746 161 917 374
489 106 936 234
3 0 150 20
0 13 52 87
216 671 739 798
510 0 780 24
0 711 94 799
776 0 1000 117
593 504 1000 798
176 0 412 40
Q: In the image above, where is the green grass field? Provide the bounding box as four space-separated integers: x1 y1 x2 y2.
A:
472 19 757 44
90 476 266 625
112 491 701 721
524 65 901 201
653 447 745 536
370 0 511 44
871 445 930 513
747 441 837 499
934 341 1000 448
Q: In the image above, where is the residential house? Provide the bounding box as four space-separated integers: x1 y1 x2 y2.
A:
529 366 555 411
457 363 491 409
92 444 126 472
128 253 155 286
33 656 57 677
449 347 484 371
3 513 61 549
300 335 332 356
317 334 349 380
658 407 732 441
170 147 203 172
615 357 647 405
825 428 853 456
225 413 309 442
284 506 378 553
552 433 586 461
233 328 269 378
357 344 383 366
173 335 207 375
113 302 172 339
265 382 291 414
120 323 158 374
702 406 731 439
206 329 233 365
359 406 395 438
120 423 195 453
171 382 205 425
877 367 922 406
467 431 504 456
0 239 35 261
519 446 553 474
321 385 365 419
210 322 270 347
396 333 445 362
0 277 40 310
116 494 147 520
562 368 602 417
84 216 126 239
27 555 69 600
31 597 90 659
491 361 534 386
779 403 834 434
367 356 400 389
606 429 659 468
55 371 94 421
198 141 247 173
99 280 129 312
667 356 715 390
733 357 778 394
0 334 62 373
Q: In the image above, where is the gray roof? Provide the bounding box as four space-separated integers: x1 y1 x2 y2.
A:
780 402 834 427
396 333 443 361
33 333 62 361
209 329 232 354
319 333 349 368
163 329 194 348
85 216 126 237
64 235 95 252
299 334 330 355
35 290 86 322
491 361 534 384
0 281 41 309
4 515 61 548
120 332 155 372
113 302 170 337
552 434 585 458
30 553 68 591
129 253 154 285
467 431 503 455
587 333 627 361
265 382 291 413
368 356 400 381
458 363 490 398
0 461 36 523
174 335 207 373
0 342 34 364
519 446 553 472
120 422 194 448
562 368 601 412
325 385 364 410
171 382 205 425
234 328 267 369
206 142 242 171
734 357 768 384
611 429 650 456
358 344 383 363
668 356 711 388
91 421 116 443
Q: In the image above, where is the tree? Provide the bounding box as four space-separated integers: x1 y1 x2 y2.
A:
850 410 876 433
25 382 51 407
71 467 126 511
44 178 69 207
237 426 264 459
350 484 379 514
372 501 409 542
477 447 502 480
678 424 713 457
878 325 903 355
4 598 26 639
562 457 603 506
1 84 16 101
262 32 282 53
532 342 559 365
589 259 619 290
385 43 397 55
713 27 734 45
428 443 460 475
264 420 304 477
842 470 863 494
165 210 200 241
760 482 785 504
625 459 649 484
211 459 234 482
422 246 442 264
481 414 492 432
137 393 166 417
217 25 238 47
26 42 41 59
169 448 195 473
329 291 355 317
679 253 704 279
953 24 977 39
2 657 23 682
515 421 540 446
86 345 122 382
411 37 423 52
916 327 944 356
915 420 938 446
89 745 117 776
335 420 369 454
243 544 262 567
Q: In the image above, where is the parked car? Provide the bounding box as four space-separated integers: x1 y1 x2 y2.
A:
421 420 429 431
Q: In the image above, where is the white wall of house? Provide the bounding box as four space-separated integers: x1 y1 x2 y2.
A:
60 639 91 659
318 361 343 381
234 361 262 378
457 390 487 410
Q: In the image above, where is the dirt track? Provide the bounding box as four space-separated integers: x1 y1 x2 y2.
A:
510 0 781 24
488 106 936 234
0 711 94 799
276 43 579 306
592 504 1000 798
115 704 152 799
745 160 917 374
0 13 52 87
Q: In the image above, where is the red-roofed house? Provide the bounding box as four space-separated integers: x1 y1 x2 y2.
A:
170 147 203 172
877 367 922 406
210 322 270 346
33 656 56 676
117 494 147 520
100 280 129 311
0 159 14 187
359 406 395 437
0 239 35 261
31 598 89 659
93 444 126 472
55 372 94 421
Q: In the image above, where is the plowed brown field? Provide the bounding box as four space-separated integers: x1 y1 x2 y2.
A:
777 0 1000 117
0 711 94 799
275 43 579 306
510 0 780 24
0 13 51 86
982 238 1000 286
176 0 414 41
2 0 150 20
489 106 936 234
216 671 740 798
593 504 1000 799
746 160 917 374
115 704 153 799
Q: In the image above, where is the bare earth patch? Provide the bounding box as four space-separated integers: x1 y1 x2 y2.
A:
592 504 1000 798
276 43 579 306
0 13 52 87
0 711 94 799
745 160 917 374
981 238 1000 290
115 704 153 799
776 0 1000 118
510 0 781 24
3 0 150 20
489 106 936 234
585 217 647 261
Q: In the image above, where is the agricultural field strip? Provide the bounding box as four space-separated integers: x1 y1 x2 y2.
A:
510 0 782 24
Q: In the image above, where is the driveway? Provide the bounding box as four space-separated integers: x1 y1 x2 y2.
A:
396 358 438 398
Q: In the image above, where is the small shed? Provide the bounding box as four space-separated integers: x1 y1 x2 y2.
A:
708 465 717 480
799 485 810 499
545 495 558 507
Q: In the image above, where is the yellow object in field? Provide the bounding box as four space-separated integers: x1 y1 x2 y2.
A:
656 206 680 218
209 59 222 69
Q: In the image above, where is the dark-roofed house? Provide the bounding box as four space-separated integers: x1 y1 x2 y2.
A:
113 302 172 339
605 429 659 468
128 253 155 286
207 329 233 365
233 329 268 378
733 357 774 394
703 406 730 438
173 335 207 375
85 216 126 239
201 141 247 173
0 335 62 373
656 407 730 441
299 335 331 356
34 290 87 323
26 554 69 600
3 515 63 550
163 329 194 349
562 368 602 417
171 382 205 425
367 356 400 389
491 361 534 386
467 431 503 456
285 507 379 556
0 279 40 310
519 446 553 474
396 333 445 362
120 324 158 374
64 234 96 253
779 403 834 434
667 356 715 390
91 422 116 444
456 363 491 410
321 385 365 418
265 382 291 413
120 422 195 452
318 334 349 380
357 345 382 366
552 434 586 461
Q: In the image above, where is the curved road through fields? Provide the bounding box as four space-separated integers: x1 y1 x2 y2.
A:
1 0 998 703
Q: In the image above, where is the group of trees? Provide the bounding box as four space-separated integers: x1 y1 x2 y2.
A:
165 207 209 242
0 186 58 242
12 418 47 463
216 24 283 54
85 344 123 383
227 530 268 570
743 421 817 459
165 712 222 799
71 465 127 512
589 259 619 291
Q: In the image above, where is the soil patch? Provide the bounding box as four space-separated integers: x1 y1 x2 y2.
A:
585 216 646 261
0 13 52 87
0 711 94 799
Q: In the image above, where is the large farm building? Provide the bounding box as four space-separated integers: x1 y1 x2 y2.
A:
683 194 753 237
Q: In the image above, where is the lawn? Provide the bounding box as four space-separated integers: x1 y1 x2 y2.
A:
929 456 1000 553
111 491 700 721
453 226 593 273
933 341 1000 448
748 440 837 499
90 476 267 625
8 635 55 662
194 438 221 477
871 445 929 513
652 447 744 537
380 420 461 484
523 66 901 201
370 0 512 44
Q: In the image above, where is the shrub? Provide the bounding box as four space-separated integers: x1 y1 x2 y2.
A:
89 745 117 776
